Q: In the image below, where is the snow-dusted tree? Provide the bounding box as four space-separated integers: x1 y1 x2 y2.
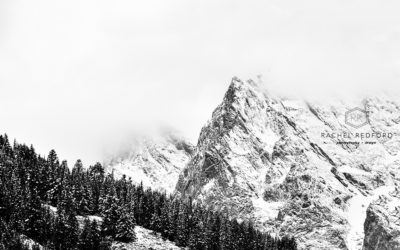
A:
204 211 221 250
219 215 233 250
188 207 206 250
78 218 102 250
101 194 120 239
115 204 136 242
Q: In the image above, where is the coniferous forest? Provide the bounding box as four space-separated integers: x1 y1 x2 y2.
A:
0 134 297 250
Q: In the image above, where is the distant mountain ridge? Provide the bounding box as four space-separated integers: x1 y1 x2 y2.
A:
104 130 194 194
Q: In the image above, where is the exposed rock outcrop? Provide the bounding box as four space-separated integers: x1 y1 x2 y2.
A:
363 193 400 250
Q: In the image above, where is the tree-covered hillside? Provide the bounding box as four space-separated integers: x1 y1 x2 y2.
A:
0 134 297 250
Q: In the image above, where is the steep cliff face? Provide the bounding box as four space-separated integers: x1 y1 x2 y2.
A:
363 194 400 250
175 77 400 249
105 131 194 194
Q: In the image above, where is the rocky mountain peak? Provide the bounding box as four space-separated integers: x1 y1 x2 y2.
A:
176 77 400 250
220 77 272 115
222 77 261 104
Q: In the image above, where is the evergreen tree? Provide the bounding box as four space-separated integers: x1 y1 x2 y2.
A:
159 200 172 239
0 218 29 250
176 201 191 246
46 149 59 206
204 211 221 250
22 186 43 240
89 162 105 213
53 210 79 250
72 160 90 215
188 207 206 250
115 204 136 242
101 194 120 239
78 219 102 250
220 216 233 250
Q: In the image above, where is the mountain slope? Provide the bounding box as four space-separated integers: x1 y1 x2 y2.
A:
175 77 400 250
105 131 194 194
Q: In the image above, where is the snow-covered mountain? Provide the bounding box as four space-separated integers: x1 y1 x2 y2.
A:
175 77 400 250
104 130 194 194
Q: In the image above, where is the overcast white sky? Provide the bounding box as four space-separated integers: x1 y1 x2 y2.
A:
1 0 400 165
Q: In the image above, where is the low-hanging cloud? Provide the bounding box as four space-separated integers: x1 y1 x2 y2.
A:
1 0 399 165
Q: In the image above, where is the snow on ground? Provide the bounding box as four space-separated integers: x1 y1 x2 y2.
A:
347 185 396 250
253 125 280 156
42 204 57 214
112 226 184 250
40 205 181 249
202 179 215 193
252 197 283 221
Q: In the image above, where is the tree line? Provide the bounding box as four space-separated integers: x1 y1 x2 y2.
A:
0 134 297 250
